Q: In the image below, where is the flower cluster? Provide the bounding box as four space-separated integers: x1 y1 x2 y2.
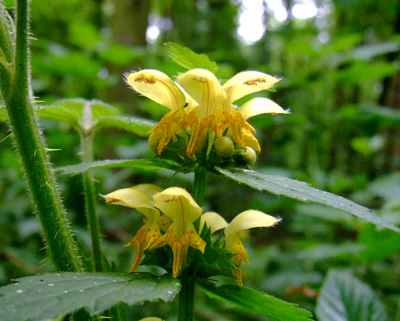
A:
126 69 289 158
104 185 280 285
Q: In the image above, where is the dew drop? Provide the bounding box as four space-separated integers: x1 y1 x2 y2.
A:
112 280 117 283
73 276 77 279
16 289 23 293
64 290 68 294
94 281 98 284
79 289 84 292
48 284 55 287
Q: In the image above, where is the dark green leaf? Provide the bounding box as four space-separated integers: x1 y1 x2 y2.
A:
0 272 180 321
165 42 218 72
57 158 181 175
216 167 400 233
199 282 313 321
316 270 388 321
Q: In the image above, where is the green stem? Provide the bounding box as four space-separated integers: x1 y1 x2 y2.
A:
178 275 195 321
177 167 208 321
3 0 82 272
81 102 103 272
193 166 207 207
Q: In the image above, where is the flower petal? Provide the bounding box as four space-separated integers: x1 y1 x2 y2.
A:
225 210 280 236
178 68 227 120
222 71 280 103
126 70 187 110
200 212 228 233
104 184 161 218
238 97 289 120
153 187 202 237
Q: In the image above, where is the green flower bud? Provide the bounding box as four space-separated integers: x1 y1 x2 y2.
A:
214 136 234 158
243 147 257 166
148 132 162 154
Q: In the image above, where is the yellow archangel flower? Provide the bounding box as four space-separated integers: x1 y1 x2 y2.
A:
125 68 288 158
125 69 197 155
178 69 290 157
201 210 280 286
104 185 205 278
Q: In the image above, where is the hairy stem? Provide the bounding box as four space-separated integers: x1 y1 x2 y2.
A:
4 0 82 272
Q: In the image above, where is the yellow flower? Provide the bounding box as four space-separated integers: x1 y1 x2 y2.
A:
104 185 205 278
224 210 280 286
178 69 289 157
103 184 163 272
151 187 206 278
125 70 197 155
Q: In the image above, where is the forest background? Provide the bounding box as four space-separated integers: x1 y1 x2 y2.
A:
1 0 400 320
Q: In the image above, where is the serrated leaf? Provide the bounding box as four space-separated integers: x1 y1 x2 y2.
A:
93 115 156 137
165 42 218 72
37 99 120 128
56 158 181 175
316 270 388 321
199 282 313 321
0 272 180 321
216 167 400 233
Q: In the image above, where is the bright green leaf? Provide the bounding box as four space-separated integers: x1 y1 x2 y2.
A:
0 272 180 321
199 282 313 321
216 167 400 233
165 42 218 73
56 158 181 175
316 270 388 321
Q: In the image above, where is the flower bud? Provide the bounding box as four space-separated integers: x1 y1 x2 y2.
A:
148 132 162 154
243 147 257 166
214 136 234 158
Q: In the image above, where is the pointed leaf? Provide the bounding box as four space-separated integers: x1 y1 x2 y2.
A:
199 282 313 321
0 272 180 321
216 167 400 233
165 42 218 72
57 158 181 175
316 270 388 321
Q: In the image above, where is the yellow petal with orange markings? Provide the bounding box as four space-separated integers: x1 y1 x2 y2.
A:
126 69 187 111
222 71 279 103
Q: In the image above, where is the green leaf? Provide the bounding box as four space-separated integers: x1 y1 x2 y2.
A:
316 270 388 321
199 282 313 321
93 115 156 137
37 99 120 128
56 158 181 175
0 272 180 321
165 42 218 73
216 167 400 233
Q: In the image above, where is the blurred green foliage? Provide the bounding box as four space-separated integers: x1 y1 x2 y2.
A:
1 0 400 320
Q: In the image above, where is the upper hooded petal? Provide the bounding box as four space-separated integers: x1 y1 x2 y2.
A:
153 187 202 238
104 184 162 218
178 68 227 120
126 70 187 111
238 97 289 120
200 212 228 233
224 210 280 236
222 71 280 103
